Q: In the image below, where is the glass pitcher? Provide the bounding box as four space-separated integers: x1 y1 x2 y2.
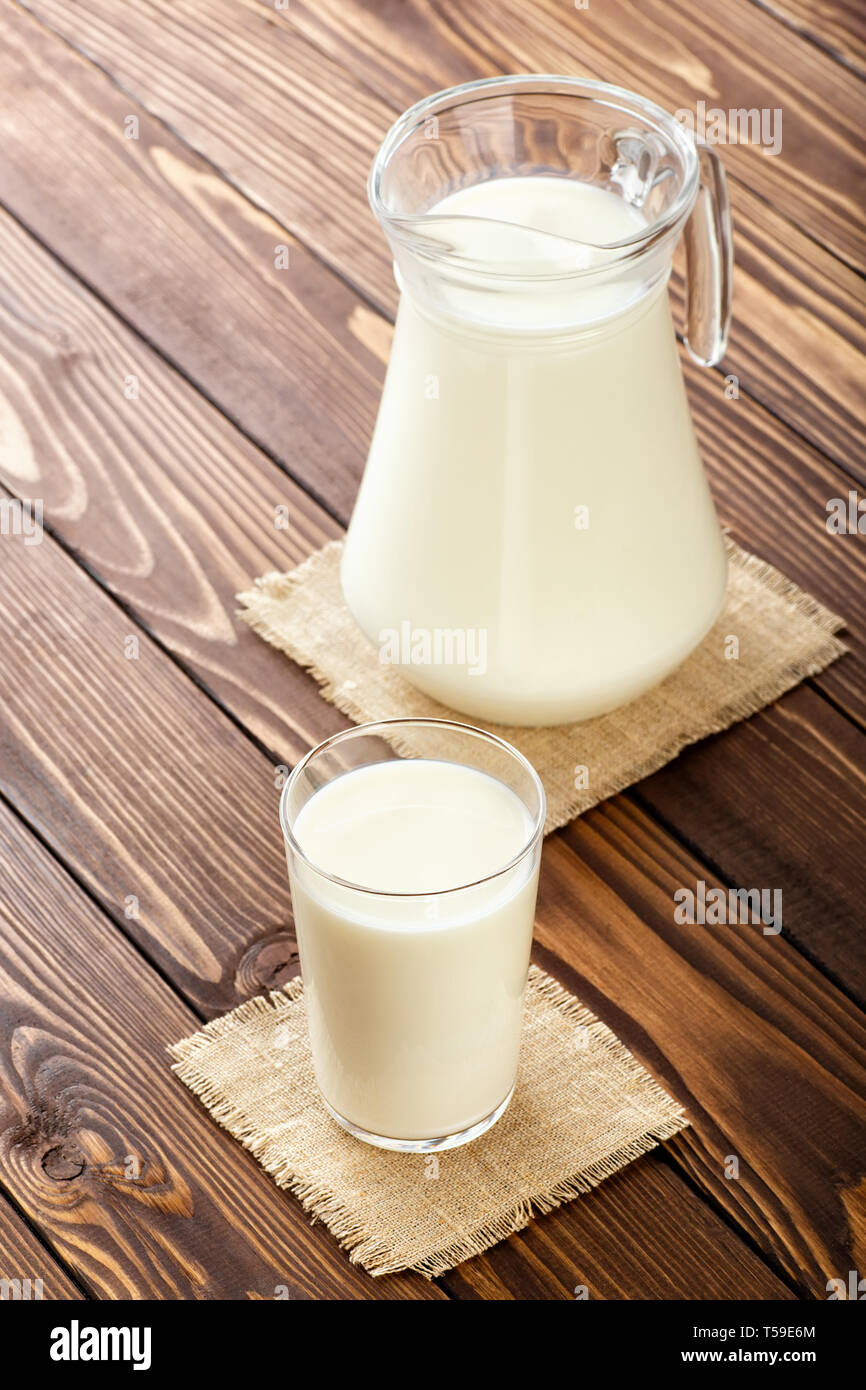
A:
341 76 733 726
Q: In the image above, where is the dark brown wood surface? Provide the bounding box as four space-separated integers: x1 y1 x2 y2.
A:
0 800 442 1299
0 0 863 1300
12 0 865 477
0 1202 83 1301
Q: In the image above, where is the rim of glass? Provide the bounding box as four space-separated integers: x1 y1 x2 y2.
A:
279 717 547 898
368 74 701 281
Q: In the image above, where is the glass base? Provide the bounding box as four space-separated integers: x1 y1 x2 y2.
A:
321 1087 514 1152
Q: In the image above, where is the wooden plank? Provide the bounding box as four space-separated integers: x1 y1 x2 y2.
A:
3 0 861 1156
0 526 789 1301
0 538 839 1302
0 247 834 1303
672 185 866 481
9 0 394 321
0 798 441 1299
0 527 852 1297
1 200 864 1005
0 511 321 1019
636 684 866 1003
12 0 866 476
1 186 864 738
750 0 866 73
0 1200 83 1300
298 0 866 270
0 207 346 764
1 0 861 1301
0 0 381 523
682 362 866 729
541 808 866 1296
442 1148 795 1299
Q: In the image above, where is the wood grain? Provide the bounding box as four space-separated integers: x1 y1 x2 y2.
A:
0 1200 83 1300
0 496 799 1302
540 810 866 1296
286 0 866 277
682 363 866 728
0 516 317 1018
674 188 866 481
0 207 346 763
348 0 866 268
12 0 866 476
0 0 862 1303
636 684 866 1003
0 1 381 522
442 1149 795 1299
12 0 393 318
0 797 442 1299
1 202 864 1007
0 167 864 739
752 0 866 72
0 506 860 1296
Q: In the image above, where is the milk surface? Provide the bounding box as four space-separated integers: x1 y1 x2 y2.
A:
342 176 728 724
290 758 538 1140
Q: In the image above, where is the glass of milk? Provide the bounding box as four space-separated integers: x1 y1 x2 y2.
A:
279 719 545 1151
342 76 734 725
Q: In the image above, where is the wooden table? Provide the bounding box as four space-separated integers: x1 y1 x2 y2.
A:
0 0 863 1303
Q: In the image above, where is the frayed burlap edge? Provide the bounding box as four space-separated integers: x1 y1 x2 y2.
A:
236 538 847 832
168 966 688 1278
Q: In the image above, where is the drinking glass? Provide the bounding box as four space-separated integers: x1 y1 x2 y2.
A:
280 718 546 1151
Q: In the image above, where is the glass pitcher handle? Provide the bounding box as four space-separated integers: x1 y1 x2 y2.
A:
683 143 733 367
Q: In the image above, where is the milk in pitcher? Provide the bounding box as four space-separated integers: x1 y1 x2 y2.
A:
342 176 728 724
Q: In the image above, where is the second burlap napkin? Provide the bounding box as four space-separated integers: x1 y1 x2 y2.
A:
170 965 688 1277
238 538 846 831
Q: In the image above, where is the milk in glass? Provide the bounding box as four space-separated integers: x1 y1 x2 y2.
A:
289 757 538 1141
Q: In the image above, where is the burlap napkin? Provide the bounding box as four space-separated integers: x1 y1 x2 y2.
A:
170 965 687 1277
238 538 845 832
